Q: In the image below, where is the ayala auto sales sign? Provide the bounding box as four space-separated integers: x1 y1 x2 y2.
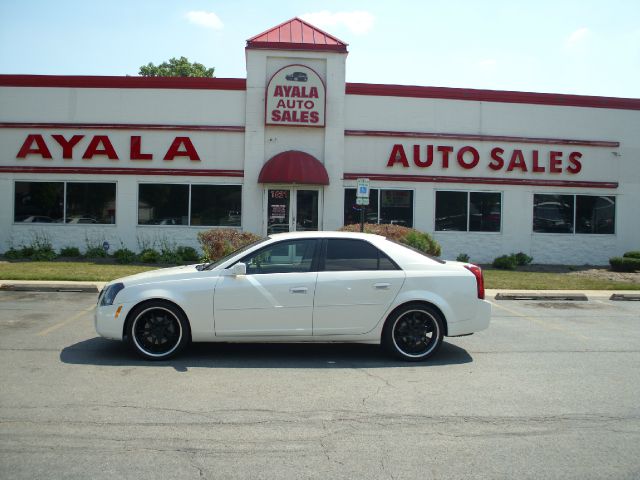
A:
266 65 325 127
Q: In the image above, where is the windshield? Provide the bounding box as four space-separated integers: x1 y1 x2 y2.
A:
204 238 267 270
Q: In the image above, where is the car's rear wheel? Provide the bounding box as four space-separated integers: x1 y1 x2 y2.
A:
127 301 190 360
383 304 444 361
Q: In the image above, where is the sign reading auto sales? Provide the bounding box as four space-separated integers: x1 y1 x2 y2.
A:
266 65 325 127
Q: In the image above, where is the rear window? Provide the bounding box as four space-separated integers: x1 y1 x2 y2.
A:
324 239 399 271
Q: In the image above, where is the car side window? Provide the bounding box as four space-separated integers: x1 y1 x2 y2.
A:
239 239 317 275
324 239 399 271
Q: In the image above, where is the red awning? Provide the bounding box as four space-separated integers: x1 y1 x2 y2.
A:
258 150 329 185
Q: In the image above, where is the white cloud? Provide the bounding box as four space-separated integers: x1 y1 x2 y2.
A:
300 10 374 35
565 27 590 48
185 11 224 30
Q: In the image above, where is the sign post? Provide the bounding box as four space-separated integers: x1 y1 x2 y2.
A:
356 178 370 233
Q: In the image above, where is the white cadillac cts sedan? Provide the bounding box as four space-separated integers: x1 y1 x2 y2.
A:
96 232 491 361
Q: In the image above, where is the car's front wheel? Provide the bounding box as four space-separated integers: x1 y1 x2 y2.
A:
127 301 190 360
382 304 444 361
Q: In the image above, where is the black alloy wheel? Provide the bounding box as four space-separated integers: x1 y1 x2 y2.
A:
383 304 444 361
128 301 189 360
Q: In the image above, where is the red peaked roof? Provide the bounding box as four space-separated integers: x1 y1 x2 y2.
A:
247 17 348 53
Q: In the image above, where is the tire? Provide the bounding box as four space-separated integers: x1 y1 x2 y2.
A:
382 303 444 361
127 300 190 360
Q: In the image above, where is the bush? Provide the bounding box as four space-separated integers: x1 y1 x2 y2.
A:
623 251 640 259
493 254 518 270
139 248 160 264
176 246 200 262
85 246 108 258
198 229 263 262
456 253 470 263
59 246 81 257
338 224 441 257
513 252 533 266
3 248 23 260
159 250 182 265
113 248 136 264
609 257 640 272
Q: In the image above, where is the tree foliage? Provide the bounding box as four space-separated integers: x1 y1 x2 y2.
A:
139 56 215 78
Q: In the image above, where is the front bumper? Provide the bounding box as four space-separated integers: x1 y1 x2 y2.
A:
94 301 135 340
447 299 491 336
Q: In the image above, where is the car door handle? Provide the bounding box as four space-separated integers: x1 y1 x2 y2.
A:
290 287 308 294
374 283 391 290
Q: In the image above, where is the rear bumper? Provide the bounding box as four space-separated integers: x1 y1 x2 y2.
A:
447 299 491 336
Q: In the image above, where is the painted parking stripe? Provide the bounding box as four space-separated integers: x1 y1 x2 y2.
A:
37 305 95 336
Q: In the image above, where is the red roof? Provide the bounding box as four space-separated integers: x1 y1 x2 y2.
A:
258 151 330 185
247 17 347 53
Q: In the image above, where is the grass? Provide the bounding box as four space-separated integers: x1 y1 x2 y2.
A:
0 261 638 290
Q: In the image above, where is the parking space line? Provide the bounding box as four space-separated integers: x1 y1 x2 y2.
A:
488 301 591 340
36 305 95 336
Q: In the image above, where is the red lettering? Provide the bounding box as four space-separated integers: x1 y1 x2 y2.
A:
82 135 118 160
457 146 480 169
52 134 84 159
532 150 545 173
388 144 409 167
163 137 200 161
413 145 433 168
549 151 563 173
300 111 309 123
303 100 314 109
276 99 286 108
489 147 504 170
130 136 153 161
274 86 284 97
271 110 281 121
567 151 582 174
283 86 292 96
291 86 300 97
507 149 527 172
17 134 52 159
309 87 319 98
282 111 292 122
437 146 453 168
310 111 319 123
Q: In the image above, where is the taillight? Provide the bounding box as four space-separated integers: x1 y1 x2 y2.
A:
464 264 485 300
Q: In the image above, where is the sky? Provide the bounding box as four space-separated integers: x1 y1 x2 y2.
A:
1 0 639 98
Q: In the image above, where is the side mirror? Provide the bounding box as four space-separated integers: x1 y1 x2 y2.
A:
231 262 246 276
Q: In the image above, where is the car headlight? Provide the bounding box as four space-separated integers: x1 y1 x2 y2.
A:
99 282 124 306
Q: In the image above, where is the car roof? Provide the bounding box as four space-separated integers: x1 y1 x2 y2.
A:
267 231 385 241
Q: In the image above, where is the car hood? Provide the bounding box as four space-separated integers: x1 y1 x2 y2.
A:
118 264 213 287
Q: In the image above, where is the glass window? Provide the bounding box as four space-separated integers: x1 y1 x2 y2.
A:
469 192 501 232
191 185 241 227
324 239 397 271
435 191 467 231
241 239 317 275
533 194 574 233
344 188 413 227
66 183 116 224
576 195 615 234
138 184 189 225
14 182 63 223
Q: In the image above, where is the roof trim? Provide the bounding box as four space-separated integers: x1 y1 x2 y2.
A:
0 75 246 90
346 83 640 111
246 17 348 53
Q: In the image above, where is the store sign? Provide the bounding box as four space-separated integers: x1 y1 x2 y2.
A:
265 65 325 127
387 144 583 174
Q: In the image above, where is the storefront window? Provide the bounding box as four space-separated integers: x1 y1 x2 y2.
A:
14 181 115 224
436 191 502 232
534 194 615 234
344 188 412 227
138 184 242 226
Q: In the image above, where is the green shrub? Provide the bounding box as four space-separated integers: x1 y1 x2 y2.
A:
609 257 640 272
31 246 57 261
493 254 518 270
59 246 81 257
159 250 182 265
3 248 23 260
139 248 160 264
514 252 533 266
623 251 640 259
197 229 263 262
113 248 136 264
176 246 200 262
19 246 35 258
85 246 108 258
456 253 470 263
338 223 441 257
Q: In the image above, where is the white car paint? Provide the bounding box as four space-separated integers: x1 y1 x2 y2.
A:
95 231 491 359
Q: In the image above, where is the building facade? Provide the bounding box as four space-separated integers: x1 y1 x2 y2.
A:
1 18 639 264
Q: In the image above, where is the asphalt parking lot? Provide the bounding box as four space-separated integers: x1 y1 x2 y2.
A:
0 290 639 479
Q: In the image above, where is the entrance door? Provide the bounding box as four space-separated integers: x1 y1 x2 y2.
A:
266 188 321 235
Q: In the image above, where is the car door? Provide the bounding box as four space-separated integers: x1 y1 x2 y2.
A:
313 238 405 335
214 239 319 336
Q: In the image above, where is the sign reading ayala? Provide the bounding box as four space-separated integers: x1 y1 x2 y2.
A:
266 65 325 127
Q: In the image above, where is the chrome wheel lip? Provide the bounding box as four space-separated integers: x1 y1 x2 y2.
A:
391 309 440 358
132 306 183 358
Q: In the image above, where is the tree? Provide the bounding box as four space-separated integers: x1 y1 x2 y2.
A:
139 56 215 78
